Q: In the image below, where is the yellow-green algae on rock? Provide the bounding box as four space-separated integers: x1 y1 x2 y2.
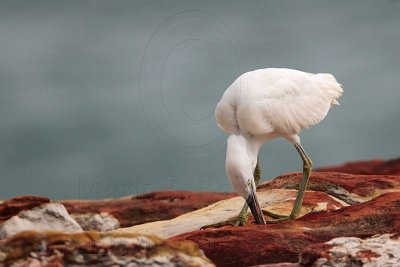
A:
0 230 215 267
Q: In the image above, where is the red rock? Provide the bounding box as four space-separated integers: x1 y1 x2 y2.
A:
172 192 400 267
258 172 400 203
356 250 381 259
316 158 400 175
112 190 346 239
61 191 236 227
0 195 50 222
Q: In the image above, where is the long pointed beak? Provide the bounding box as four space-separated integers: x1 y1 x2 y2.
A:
246 187 266 225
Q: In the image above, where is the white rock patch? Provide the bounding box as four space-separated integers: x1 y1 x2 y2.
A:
71 212 120 232
314 234 400 267
0 203 82 239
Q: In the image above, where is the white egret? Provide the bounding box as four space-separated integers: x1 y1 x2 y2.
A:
213 68 343 226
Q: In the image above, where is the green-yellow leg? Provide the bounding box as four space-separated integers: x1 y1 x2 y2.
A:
201 158 262 228
267 143 313 223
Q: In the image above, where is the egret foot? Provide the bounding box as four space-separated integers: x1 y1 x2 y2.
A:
263 209 293 223
201 200 251 229
263 209 290 219
265 211 298 224
201 214 249 229
266 216 292 224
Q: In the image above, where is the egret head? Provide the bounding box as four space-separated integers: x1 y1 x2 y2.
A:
226 135 266 224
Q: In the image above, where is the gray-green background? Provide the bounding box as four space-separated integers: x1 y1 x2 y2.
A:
1 0 399 200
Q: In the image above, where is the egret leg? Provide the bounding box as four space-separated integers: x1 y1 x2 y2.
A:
267 143 313 223
201 158 262 228
290 143 313 218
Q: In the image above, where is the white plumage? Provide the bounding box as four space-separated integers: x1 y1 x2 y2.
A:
216 68 343 136
215 68 343 225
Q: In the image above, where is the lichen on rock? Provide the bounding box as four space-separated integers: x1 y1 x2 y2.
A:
0 231 215 267
303 234 400 266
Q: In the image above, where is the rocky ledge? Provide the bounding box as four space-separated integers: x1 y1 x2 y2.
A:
61 191 236 228
315 157 400 175
0 157 399 266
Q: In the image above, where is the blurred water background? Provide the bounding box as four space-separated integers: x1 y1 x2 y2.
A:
0 0 399 199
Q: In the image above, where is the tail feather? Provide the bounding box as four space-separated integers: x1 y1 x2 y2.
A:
315 73 343 106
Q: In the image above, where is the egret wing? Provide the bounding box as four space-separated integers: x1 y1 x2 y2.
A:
256 70 343 134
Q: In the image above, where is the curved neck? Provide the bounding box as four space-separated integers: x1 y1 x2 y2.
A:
242 133 264 163
227 133 270 170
